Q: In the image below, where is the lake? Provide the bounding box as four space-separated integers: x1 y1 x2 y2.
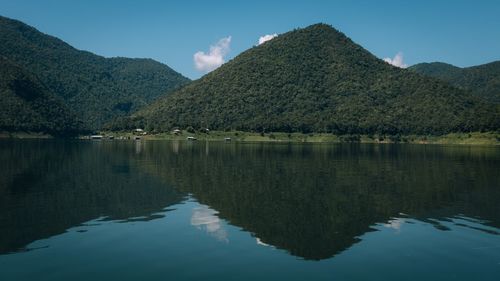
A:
0 140 499 280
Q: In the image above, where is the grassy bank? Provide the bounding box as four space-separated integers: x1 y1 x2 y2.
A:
95 131 500 146
2 130 498 145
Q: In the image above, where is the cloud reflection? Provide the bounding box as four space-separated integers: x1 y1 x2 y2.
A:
191 205 228 242
256 237 272 247
383 218 405 233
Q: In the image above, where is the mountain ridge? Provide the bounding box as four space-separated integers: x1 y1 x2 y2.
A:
409 61 500 102
0 15 190 130
119 23 498 135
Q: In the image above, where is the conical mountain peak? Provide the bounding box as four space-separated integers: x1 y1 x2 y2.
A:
118 24 497 134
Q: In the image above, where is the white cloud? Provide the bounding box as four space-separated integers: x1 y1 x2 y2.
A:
194 36 232 72
383 52 408 68
258 33 278 45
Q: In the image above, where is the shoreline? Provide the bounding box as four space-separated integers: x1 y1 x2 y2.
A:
84 131 500 146
2 131 499 146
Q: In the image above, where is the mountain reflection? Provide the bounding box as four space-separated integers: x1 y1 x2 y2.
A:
0 140 499 261
141 142 500 260
0 140 185 254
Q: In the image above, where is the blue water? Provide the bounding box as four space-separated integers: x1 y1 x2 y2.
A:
0 140 499 280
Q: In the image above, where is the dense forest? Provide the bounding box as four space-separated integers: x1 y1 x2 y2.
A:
1 16 499 136
0 15 190 130
116 24 499 135
410 61 500 103
0 56 85 135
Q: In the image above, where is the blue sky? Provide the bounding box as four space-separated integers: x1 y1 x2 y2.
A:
0 0 499 79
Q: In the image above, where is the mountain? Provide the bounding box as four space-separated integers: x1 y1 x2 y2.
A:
0 56 84 135
409 61 500 103
123 24 498 135
0 15 190 129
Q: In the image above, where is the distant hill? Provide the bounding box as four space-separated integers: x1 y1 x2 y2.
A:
122 24 498 135
410 61 500 103
0 15 190 129
0 56 84 135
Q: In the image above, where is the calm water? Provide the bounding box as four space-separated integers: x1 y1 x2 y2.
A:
0 140 499 280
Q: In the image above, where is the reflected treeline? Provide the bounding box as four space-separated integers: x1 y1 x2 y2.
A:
0 140 185 255
139 142 500 260
1 140 499 260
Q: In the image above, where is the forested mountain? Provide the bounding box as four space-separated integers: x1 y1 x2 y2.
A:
0 56 84 135
123 24 498 135
410 61 500 103
0 15 190 129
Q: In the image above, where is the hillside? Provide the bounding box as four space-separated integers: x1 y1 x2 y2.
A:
0 57 84 135
410 61 500 103
0 15 190 129
122 24 498 135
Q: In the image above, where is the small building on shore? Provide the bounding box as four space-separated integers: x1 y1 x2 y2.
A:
133 128 147 135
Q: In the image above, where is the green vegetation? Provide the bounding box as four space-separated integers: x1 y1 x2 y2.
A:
410 61 500 103
0 56 85 136
1 16 498 138
118 24 498 135
0 15 190 129
96 130 499 145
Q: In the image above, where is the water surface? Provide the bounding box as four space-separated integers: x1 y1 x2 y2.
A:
0 140 499 280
